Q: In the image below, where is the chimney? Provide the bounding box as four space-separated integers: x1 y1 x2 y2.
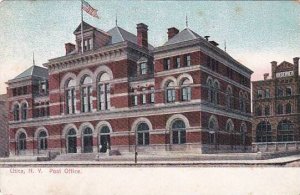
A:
65 43 75 55
263 73 269 80
204 36 210 41
167 27 179 40
271 61 277 79
293 57 299 77
137 23 148 49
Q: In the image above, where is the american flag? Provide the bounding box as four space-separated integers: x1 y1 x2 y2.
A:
82 0 99 19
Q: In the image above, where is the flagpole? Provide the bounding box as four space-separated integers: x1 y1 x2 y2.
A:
81 0 84 54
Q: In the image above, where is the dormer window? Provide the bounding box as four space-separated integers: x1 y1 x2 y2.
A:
140 63 147 75
83 38 93 51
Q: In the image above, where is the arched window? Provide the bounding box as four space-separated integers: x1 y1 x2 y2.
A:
83 127 93 153
67 129 77 153
276 104 283 115
166 81 176 103
65 79 76 114
99 126 111 153
21 103 27 120
256 121 272 142
81 75 93 113
171 120 186 144
98 73 111 111
225 120 234 132
18 132 26 151
226 86 233 109
213 81 219 104
256 106 262 116
239 91 246 112
137 123 150 145
13 104 20 121
180 79 191 101
265 105 270 116
207 78 213 103
208 116 218 145
286 103 292 114
38 131 48 150
277 120 294 142
240 123 247 146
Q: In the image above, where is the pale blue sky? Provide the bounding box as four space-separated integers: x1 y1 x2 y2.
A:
0 0 300 94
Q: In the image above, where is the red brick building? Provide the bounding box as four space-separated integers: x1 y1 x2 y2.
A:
0 94 8 157
7 22 253 156
252 58 300 152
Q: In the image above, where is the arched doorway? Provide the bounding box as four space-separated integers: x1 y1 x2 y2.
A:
67 129 77 153
99 126 110 153
18 132 26 155
83 127 93 153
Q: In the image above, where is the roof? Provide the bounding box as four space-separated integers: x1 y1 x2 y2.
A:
163 28 201 46
13 65 48 80
107 26 154 50
74 21 110 36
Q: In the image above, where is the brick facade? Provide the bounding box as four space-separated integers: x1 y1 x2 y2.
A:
7 22 253 156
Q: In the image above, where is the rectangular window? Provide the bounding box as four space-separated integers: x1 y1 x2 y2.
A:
13 88 17 96
23 86 27 95
105 84 110 110
182 87 191 101
163 58 170 70
140 63 147 75
89 38 93 50
277 88 284 97
167 89 175 103
142 88 146 104
286 87 292 96
265 88 270 98
257 90 264 99
133 95 138 106
99 84 105 110
175 57 181 68
150 87 155 103
186 55 191 66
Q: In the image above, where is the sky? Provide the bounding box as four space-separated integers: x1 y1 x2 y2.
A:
0 0 300 94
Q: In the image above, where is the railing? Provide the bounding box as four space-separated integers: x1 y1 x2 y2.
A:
252 141 300 152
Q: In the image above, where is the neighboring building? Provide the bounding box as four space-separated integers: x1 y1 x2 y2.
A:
252 58 300 152
7 21 253 156
0 94 8 157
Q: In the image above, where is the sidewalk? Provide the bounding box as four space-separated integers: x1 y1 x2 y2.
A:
0 154 300 167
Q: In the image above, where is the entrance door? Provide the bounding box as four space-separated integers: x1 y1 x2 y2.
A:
100 134 110 153
68 136 77 153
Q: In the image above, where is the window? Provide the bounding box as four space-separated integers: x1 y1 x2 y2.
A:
175 57 181 68
166 81 176 103
137 122 149 145
256 106 262 116
276 104 283 115
18 132 26 151
163 58 170 70
66 79 76 114
227 67 233 79
140 63 147 75
265 88 270 98
83 38 93 51
226 86 233 109
132 95 138 106
98 73 111 111
240 124 247 146
81 76 92 113
38 131 48 150
277 120 294 142
21 103 27 120
286 87 292 96
277 88 284 97
213 81 219 104
142 88 147 104
172 120 186 144
207 79 213 103
181 79 191 101
13 104 20 121
265 105 270 116
239 92 246 112
257 89 264 99
185 55 191 66
256 121 272 142
13 88 17 96
225 120 234 132
286 103 292 114
150 87 155 104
